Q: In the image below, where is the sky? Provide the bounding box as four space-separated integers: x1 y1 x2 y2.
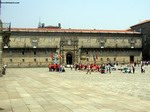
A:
1 0 150 30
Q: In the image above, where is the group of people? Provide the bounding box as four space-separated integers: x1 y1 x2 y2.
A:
47 61 149 75
131 62 147 74
112 62 146 74
48 64 65 72
74 63 113 74
48 63 113 74
73 62 149 74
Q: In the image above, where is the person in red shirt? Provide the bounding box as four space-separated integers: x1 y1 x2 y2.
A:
57 64 60 72
53 64 56 71
48 64 52 71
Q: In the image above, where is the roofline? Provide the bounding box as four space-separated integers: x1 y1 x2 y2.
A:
130 20 150 28
7 28 141 34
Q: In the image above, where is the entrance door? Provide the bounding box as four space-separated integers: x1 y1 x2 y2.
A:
130 56 134 63
66 53 72 65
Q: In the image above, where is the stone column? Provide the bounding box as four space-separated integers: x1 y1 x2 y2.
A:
0 35 3 77
0 20 3 77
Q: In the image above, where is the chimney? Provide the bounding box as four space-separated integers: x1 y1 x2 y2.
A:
42 23 45 28
58 23 61 28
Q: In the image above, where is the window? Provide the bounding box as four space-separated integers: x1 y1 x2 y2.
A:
131 38 134 42
34 59 36 62
22 51 25 55
86 50 88 55
114 38 117 43
9 51 12 56
101 42 104 48
131 43 135 48
32 40 37 48
87 38 90 42
45 50 48 55
34 51 36 55
46 58 48 62
107 58 109 61
101 58 103 61
10 59 12 62
114 58 116 61
87 58 89 61
68 40 71 45
22 59 25 62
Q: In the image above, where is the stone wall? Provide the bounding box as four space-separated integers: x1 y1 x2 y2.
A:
2 31 142 67
131 22 150 60
3 48 57 67
80 48 141 64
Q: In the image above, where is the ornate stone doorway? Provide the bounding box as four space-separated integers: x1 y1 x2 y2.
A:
66 53 73 65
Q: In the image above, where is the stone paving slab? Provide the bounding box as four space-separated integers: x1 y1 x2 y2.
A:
0 66 150 112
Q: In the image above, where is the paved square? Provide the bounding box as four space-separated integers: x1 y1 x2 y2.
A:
0 66 150 112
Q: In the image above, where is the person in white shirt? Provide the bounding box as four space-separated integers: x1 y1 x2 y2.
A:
2 64 7 75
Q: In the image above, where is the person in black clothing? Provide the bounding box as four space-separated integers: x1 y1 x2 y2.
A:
132 64 135 73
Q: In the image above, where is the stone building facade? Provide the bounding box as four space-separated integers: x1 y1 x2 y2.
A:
2 27 142 67
130 20 150 61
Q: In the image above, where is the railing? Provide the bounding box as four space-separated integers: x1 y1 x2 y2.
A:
0 23 11 32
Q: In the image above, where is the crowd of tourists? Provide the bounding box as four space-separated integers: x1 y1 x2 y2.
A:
48 61 149 74
74 63 112 74
48 63 114 74
48 64 65 72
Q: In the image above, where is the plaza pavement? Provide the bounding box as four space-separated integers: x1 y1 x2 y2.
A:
0 65 150 112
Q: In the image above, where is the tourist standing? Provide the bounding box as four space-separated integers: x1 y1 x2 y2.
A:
141 64 145 73
2 64 7 75
86 64 91 74
59 65 62 73
101 64 105 74
108 64 111 73
70 65 73 71
106 64 111 73
132 64 135 73
106 64 109 73
62 65 65 72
